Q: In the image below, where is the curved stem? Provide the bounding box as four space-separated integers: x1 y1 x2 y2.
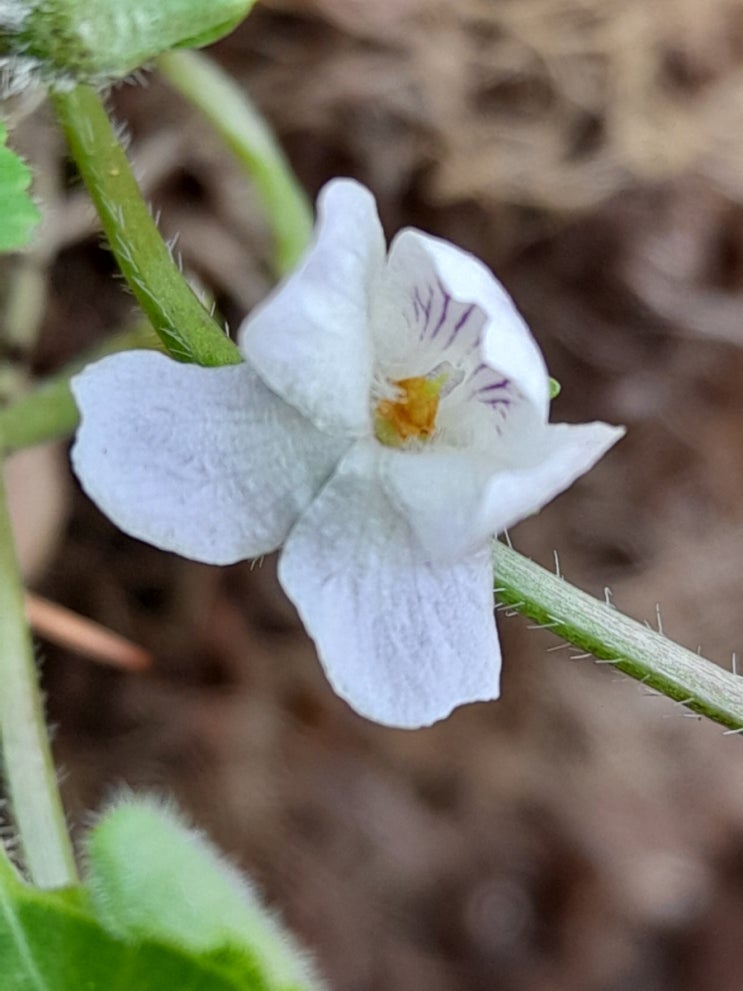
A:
493 540 743 731
0 463 78 888
50 84 241 368
157 49 313 277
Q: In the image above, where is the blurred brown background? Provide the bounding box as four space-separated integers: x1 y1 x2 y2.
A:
7 1 743 988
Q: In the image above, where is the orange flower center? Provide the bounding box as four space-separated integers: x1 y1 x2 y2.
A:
374 374 446 447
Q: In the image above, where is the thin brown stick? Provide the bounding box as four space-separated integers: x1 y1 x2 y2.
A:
24 592 151 672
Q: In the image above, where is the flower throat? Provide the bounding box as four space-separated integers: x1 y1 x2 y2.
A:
374 372 447 447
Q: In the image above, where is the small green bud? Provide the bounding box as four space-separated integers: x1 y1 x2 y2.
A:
0 0 256 89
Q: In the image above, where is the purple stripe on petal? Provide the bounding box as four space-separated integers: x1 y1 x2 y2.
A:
413 284 434 338
477 378 511 394
423 285 433 322
430 280 452 340
444 303 476 349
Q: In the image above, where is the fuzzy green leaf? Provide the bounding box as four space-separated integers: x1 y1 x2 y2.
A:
0 123 40 251
0 850 267 991
18 1 257 85
86 797 323 990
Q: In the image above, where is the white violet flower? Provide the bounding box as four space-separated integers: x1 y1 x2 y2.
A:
71 178 623 729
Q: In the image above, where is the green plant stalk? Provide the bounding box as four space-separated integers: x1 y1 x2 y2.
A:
0 464 78 888
50 84 241 367
157 49 313 277
0 323 160 456
493 540 743 731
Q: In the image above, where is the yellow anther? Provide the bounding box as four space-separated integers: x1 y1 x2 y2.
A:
374 374 446 447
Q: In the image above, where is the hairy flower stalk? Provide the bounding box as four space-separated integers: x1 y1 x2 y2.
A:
71 179 623 728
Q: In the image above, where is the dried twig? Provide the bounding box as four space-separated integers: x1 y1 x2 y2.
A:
24 592 151 672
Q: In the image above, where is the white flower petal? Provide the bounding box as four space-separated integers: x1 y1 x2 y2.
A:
383 420 625 562
239 178 385 435
378 229 550 416
279 441 501 728
71 351 347 565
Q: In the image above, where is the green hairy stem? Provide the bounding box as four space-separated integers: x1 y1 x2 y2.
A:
493 541 743 731
51 85 241 368
0 466 78 888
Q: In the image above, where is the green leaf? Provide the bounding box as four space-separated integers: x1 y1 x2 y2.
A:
0 123 40 251
0 852 266 991
17 0 256 86
86 797 323 990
